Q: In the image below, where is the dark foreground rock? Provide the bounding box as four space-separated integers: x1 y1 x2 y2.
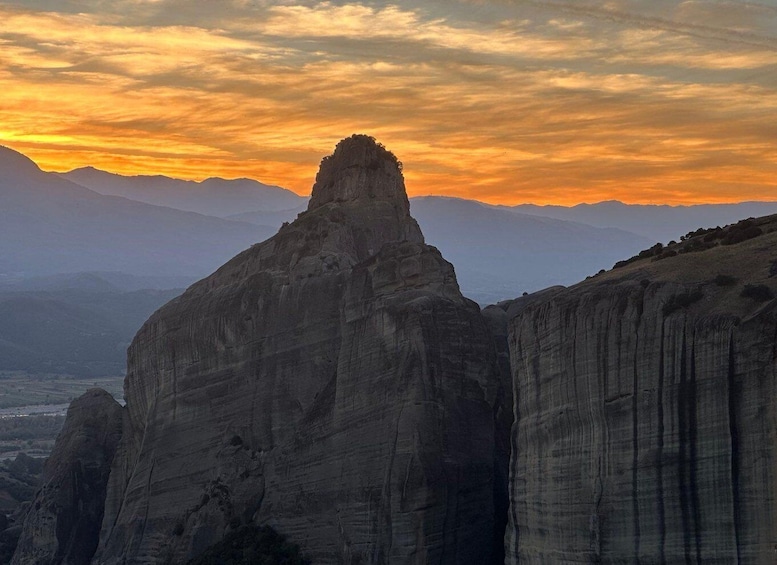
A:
11 389 122 565
505 215 777 563
80 135 506 564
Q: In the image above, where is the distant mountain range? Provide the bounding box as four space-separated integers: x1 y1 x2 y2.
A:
60 167 306 217
512 200 777 243
0 277 181 375
4 143 777 373
0 147 276 280
409 197 653 303
5 144 777 301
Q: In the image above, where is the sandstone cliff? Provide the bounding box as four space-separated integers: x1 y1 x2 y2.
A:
505 216 777 563
12 389 122 565
88 135 504 564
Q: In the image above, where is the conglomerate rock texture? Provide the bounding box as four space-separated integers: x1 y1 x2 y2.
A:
91 135 504 564
12 389 122 565
504 216 777 564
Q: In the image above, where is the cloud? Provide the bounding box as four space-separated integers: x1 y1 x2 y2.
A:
0 1 776 204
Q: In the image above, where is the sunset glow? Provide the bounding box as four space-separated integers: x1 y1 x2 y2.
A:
2 1 777 205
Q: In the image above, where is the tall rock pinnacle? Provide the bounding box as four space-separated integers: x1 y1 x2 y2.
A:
45 136 508 565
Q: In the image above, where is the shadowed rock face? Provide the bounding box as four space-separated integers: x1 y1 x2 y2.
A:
92 135 504 564
12 389 122 565
505 217 777 563
481 306 513 565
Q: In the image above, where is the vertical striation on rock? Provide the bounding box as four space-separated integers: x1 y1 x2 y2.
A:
505 220 777 563
481 305 514 565
89 135 504 564
12 389 122 565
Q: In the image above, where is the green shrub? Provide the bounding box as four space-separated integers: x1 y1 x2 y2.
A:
682 226 718 241
652 249 677 261
188 525 309 565
678 239 716 254
614 243 663 269
740 284 774 302
663 289 704 315
722 226 763 245
713 274 737 287
703 228 723 242
721 218 763 246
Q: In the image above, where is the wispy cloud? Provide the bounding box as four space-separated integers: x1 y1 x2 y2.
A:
1 0 776 204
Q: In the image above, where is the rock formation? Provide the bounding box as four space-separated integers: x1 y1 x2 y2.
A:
504 216 777 563
12 389 122 565
84 135 505 564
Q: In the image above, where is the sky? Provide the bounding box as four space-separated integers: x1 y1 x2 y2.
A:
1 1 777 205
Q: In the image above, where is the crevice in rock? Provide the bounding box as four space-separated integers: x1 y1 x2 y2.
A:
678 326 692 564
631 319 641 563
727 332 741 563
657 320 667 564
689 334 702 564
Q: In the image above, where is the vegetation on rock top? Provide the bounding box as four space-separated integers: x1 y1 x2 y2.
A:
187 525 309 565
613 216 769 270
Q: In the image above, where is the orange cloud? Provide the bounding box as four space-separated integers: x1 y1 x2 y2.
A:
1 1 777 205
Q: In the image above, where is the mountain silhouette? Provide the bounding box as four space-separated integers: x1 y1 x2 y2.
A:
513 199 777 242
61 167 306 217
0 146 275 279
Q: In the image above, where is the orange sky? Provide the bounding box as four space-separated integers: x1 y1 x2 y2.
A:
2 1 777 205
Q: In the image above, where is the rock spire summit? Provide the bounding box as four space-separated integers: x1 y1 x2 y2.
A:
308 134 409 212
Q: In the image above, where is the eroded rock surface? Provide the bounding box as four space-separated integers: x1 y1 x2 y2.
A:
12 389 122 565
505 217 777 563
92 135 504 564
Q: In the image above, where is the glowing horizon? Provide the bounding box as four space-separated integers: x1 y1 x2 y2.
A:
2 1 777 206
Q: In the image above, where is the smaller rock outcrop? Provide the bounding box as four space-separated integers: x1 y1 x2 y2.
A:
12 389 122 565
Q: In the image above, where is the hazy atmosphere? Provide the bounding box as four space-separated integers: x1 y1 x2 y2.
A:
2 0 777 204
4 2 777 563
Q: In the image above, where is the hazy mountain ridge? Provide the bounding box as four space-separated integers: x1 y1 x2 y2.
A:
0 271 193 293
512 199 777 242
0 272 187 377
61 166 306 217
0 282 182 375
410 196 654 303
0 146 275 280
6 145 777 305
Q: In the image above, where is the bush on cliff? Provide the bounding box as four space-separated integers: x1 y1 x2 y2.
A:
663 289 704 315
721 218 763 245
740 284 774 302
713 274 737 287
187 524 309 565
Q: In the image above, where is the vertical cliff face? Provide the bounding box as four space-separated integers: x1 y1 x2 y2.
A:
12 389 122 565
481 305 514 565
92 135 504 564
505 221 777 563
